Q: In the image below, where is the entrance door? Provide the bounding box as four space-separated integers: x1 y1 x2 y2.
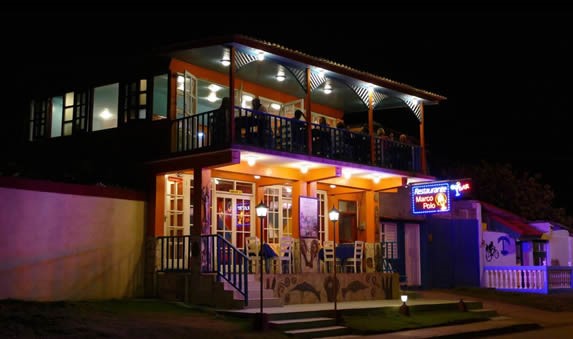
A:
214 194 253 251
404 223 421 286
164 174 191 268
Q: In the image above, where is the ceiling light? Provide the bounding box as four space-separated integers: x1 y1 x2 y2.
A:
257 51 265 61
207 92 218 102
324 83 332 95
254 175 261 179
276 73 286 82
300 165 309 174
208 84 222 92
373 175 381 184
330 184 336 189
343 169 352 179
270 103 281 110
220 58 230 67
246 155 257 167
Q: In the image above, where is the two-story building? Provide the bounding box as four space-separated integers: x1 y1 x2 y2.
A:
18 34 447 308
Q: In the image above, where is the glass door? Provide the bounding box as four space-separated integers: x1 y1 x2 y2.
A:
214 194 253 251
164 174 191 268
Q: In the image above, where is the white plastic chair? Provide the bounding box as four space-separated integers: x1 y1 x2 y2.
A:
344 240 364 273
277 236 294 273
246 236 260 274
322 240 336 273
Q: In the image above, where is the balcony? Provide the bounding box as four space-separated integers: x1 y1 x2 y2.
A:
173 107 421 173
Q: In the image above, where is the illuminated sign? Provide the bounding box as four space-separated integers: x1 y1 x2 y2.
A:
450 180 472 198
411 182 451 214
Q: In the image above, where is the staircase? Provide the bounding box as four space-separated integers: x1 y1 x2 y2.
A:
267 310 352 338
222 274 282 309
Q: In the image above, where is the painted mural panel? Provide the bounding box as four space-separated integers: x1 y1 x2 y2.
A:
300 238 320 272
483 231 516 266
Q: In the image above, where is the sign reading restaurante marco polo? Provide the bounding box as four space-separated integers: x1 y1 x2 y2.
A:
411 181 451 214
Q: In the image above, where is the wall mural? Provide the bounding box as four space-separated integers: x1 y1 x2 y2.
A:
482 231 516 266
300 238 320 272
272 272 397 304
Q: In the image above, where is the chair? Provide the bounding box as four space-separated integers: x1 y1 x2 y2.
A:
322 240 336 273
344 240 364 273
276 236 294 274
246 236 260 274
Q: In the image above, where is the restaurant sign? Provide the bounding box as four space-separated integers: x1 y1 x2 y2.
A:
411 181 451 214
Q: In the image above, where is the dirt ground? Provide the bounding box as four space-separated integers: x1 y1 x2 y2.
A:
0 299 285 338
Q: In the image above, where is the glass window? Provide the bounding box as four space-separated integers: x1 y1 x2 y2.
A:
235 181 253 195
533 241 547 266
176 72 197 118
264 187 280 244
123 79 148 122
317 190 326 243
62 90 89 136
92 83 118 131
51 96 63 137
197 79 228 113
29 99 48 141
152 74 168 120
215 179 233 192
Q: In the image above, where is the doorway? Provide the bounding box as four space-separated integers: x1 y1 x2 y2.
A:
213 194 253 251
404 223 421 286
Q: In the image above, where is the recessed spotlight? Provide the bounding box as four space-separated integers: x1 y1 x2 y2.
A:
246 155 257 167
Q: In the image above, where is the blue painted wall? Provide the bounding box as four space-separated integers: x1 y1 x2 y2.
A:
422 218 480 288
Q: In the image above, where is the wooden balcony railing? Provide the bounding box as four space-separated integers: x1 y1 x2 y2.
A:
173 107 422 172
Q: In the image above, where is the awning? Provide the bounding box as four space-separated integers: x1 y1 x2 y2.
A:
481 202 543 238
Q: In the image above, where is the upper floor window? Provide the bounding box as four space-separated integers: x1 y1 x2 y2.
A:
176 71 197 118
122 79 148 122
63 90 89 136
29 99 49 141
92 83 119 131
152 74 168 120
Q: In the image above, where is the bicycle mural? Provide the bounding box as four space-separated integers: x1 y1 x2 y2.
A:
483 231 515 265
485 241 499 262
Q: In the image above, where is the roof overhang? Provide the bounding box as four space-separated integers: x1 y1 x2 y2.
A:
162 34 446 115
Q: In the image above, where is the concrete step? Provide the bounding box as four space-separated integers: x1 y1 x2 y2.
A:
243 297 283 308
469 308 498 317
284 325 351 338
269 317 336 331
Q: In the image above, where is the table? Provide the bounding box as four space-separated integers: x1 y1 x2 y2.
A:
318 243 355 267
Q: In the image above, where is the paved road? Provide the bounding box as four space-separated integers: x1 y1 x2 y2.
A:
417 290 573 338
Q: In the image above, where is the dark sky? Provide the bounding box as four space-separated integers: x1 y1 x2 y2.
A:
3 7 573 212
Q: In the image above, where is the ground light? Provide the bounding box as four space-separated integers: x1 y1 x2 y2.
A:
255 201 268 330
399 294 410 316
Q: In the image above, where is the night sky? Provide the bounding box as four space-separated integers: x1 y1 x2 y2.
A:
3 7 573 213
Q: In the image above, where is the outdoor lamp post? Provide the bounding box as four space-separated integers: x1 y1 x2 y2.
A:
255 200 268 330
328 206 340 324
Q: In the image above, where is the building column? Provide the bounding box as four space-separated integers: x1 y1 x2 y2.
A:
419 103 427 174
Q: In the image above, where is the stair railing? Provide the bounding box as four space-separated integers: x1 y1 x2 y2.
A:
201 234 249 306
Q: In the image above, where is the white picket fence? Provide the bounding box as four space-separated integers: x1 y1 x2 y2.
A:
483 266 573 294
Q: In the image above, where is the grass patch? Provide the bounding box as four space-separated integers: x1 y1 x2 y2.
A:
0 299 283 338
344 307 490 334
